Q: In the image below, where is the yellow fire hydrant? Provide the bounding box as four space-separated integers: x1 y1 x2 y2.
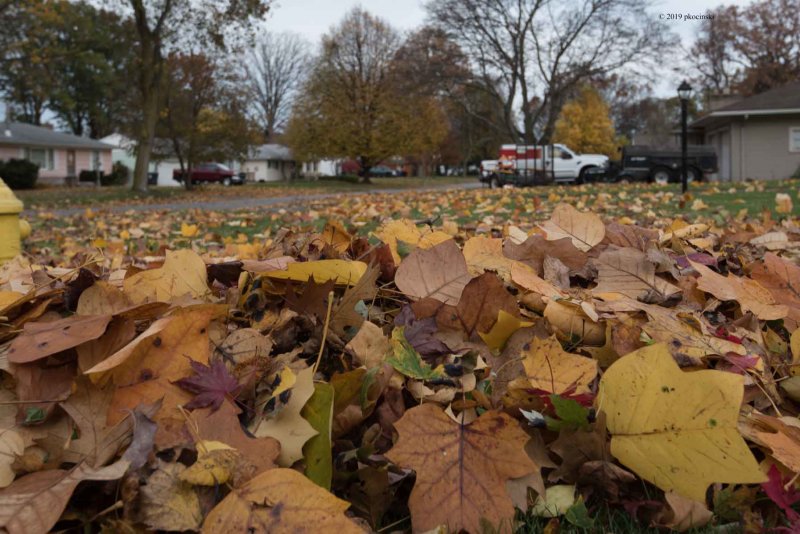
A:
0 178 30 264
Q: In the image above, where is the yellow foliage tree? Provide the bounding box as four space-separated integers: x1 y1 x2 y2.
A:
553 86 623 157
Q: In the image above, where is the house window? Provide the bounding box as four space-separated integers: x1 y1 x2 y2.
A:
24 148 54 170
91 150 102 171
790 127 800 153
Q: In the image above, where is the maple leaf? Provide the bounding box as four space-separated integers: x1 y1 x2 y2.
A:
174 360 242 411
386 403 536 533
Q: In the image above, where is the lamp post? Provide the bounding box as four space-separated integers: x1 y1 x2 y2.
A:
678 80 693 194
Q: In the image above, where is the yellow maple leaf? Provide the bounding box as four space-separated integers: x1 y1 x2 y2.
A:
598 343 765 501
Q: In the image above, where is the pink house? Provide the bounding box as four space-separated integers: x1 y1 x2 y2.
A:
0 121 114 186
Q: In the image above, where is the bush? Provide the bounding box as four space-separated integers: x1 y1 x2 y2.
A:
101 162 129 186
79 169 102 183
0 159 39 189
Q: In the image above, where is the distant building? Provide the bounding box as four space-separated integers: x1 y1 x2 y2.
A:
0 121 113 185
691 81 800 181
242 144 295 181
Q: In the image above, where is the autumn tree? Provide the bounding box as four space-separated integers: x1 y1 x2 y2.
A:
244 32 310 140
286 8 446 182
426 0 676 144
553 86 621 157
109 0 271 192
690 0 800 96
159 53 256 190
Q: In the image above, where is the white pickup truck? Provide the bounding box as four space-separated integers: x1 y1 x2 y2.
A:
481 144 608 187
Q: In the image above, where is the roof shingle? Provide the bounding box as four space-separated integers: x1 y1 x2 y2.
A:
0 121 114 150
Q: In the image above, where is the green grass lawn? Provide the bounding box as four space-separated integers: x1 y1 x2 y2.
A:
16 176 476 210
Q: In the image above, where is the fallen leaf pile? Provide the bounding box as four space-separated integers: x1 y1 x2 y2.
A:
4 197 800 532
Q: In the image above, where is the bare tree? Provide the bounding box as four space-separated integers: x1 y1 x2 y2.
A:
426 0 677 144
689 0 800 97
245 32 309 140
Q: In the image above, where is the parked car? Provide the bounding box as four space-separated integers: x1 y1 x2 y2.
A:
480 144 608 187
590 145 718 184
368 165 395 178
173 163 244 186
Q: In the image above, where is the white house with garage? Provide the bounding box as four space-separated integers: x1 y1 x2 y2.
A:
241 144 295 182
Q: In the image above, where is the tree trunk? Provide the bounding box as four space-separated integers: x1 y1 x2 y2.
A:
132 94 158 192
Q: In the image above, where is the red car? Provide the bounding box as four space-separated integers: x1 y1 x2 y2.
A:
173 163 244 186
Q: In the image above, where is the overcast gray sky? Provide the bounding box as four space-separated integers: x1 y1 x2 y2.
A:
266 0 755 96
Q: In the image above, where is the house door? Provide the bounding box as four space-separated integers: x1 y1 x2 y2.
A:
67 150 76 176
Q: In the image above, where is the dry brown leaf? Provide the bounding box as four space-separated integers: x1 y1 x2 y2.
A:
750 252 800 329
86 305 225 449
463 236 514 279
123 249 210 304
658 492 713 532
190 400 280 482
386 403 536 533
202 467 362 533
521 335 598 394
75 281 132 316
330 263 379 338
538 203 605 252
345 321 390 369
738 412 800 473
395 239 472 305
139 460 202 531
503 234 589 276
511 261 567 300
690 260 788 320
0 459 129 534
7 314 111 364
544 300 605 346
593 247 680 301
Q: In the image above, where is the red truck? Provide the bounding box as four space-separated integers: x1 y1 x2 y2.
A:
173 163 244 186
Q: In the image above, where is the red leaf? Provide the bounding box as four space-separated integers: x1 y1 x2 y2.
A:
174 360 242 411
762 464 800 522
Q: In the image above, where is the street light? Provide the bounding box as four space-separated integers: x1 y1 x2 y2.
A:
678 80 693 194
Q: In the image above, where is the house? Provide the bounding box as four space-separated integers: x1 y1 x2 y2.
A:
99 133 137 173
242 144 295 182
0 121 113 185
691 82 800 181
300 159 341 178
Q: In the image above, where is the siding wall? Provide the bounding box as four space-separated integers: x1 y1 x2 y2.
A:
0 144 112 185
707 115 800 181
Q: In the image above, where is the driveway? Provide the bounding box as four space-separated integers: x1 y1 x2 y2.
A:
28 181 484 217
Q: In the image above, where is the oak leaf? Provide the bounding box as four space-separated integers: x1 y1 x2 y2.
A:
538 204 605 252
690 260 788 320
597 343 765 501
386 403 536 533
202 467 362 533
123 249 210 304
395 239 471 305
